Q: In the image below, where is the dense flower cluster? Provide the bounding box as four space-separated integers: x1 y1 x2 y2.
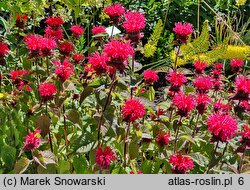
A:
193 76 213 94
72 53 84 64
173 22 193 43
45 26 64 40
16 13 28 28
143 69 159 85
239 123 250 147
0 41 9 58
122 99 146 122
103 39 134 70
54 59 74 82
92 26 106 35
23 35 56 57
196 94 211 115
206 113 238 142
87 52 108 75
230 59 244 73
122 11 146 33
166 71 187 93
103 3 125 24
156 131 170 146
23 129 41 152
70 25 84 37
169 154 194 174
45 16 64 28
94 146 116 169
233 75 250 101
58 41 75 56
38 82 57 102
173 93 196 117
194 60 208 75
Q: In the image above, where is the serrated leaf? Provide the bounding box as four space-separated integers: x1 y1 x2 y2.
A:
40 150 56 165
180 135 195 144
35 115 50 137
32 150 46 169
1 145 16 169
14 158 31 174
80 86 94 104
129 142 139 160
67 109 80 124
189 152 209 167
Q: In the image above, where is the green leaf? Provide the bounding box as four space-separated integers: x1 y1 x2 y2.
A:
58 160 71 174
129 142 139 160
32 150 46 168
141 160 153 174
189 152 209 167
67 109 81 124
180 135 195 144
1 145 16 169
14 157 31 174
73 155 90 174
80 87 94 104
40 150 56 165
35 115 50 138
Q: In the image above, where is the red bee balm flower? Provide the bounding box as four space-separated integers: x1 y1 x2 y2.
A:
23 129 41 152
45 26 64 40
173 22 193 43
94 146 116 169
45 16 64 28
87 52 108 75
72 53 84 64
166 71 187 93
122 99 146 122
16 13 28 28
103 3 125 24
103 39 134 71
70 25 84 37
122 11 146 33
169 154 194 174
193 76 213 94
38 82 57 102
0 41 9 58
9 70 29 80
173 93 196 117
54 59 74 82
195 94 211 115
239 124 250 147
233 75 250 101
194 60 208 75
206 113 238 142
58 41 75 56
156 131 170 146
143 69 159 85
230 59 244 73
92 26 106 35
24 35 56 57
213 99 231 114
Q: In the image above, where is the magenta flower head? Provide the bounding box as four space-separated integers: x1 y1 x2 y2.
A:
54 59 74 82
169 154 194 174
173 22 193 43
230 59 244 73
239 123 250 147
103 3 125 25
156 131 170 146
193 76 213 94
122 10 146 43
87 52 108 75
38 82 57 102
166 71 187 93
122 99 146 122
103 39 134 71
143 69 159 85
23 129 41 152
207 113 238 142
194 60 208 75
70 25 84 38
94 146 116 169
173 92 196 117
0 41 9 58
45 16 64 29
232 75 250 101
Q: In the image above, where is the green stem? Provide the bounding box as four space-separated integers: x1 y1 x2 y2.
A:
206 141 219 174
123 122 131 167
